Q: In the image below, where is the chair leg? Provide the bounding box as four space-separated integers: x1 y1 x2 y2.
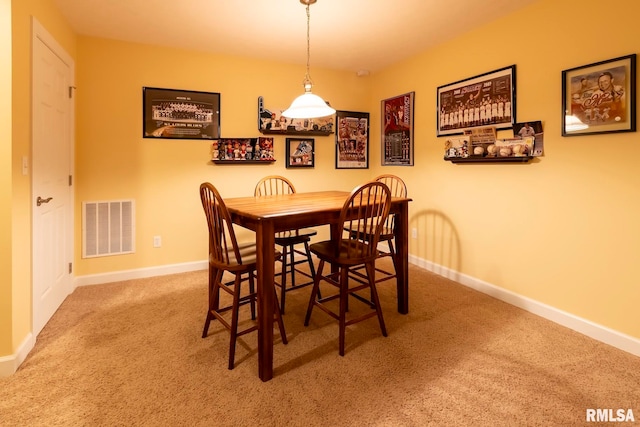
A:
248 271 256 320
388 239 398 275
338 267 349 356
228 273 243 370
279 244 288 314
365 262 387 337
303 240 320 299
304 241 316 278
274 288 288 345
202 267 222 338
304 259 325 326
288 243 297 288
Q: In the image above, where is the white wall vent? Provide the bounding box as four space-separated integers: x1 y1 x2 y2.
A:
82 199 135 258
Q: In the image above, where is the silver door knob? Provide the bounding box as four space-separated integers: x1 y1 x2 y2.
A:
37 196 53 206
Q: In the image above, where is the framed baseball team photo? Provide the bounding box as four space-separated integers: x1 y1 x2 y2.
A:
143 87 221 140
561 54 636 136
437 65 516 137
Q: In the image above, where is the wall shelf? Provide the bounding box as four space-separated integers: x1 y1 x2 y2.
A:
259 129 331 136
445 156 533 164
212 160 275 165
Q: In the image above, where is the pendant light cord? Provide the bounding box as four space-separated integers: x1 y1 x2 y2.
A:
303 3 312 90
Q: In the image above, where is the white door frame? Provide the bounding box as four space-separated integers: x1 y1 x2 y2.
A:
31 17 75 335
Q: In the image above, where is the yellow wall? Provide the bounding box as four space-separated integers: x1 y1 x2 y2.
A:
4 0 76 356
371 0 640 338
74 37 374 275
1 0 12 355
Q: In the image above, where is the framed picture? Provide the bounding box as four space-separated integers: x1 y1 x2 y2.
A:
336 110 369 169
143 87 220 139
437 65 516 137
212 137 275 163
513 121 544 156
285 138 314 168
382 92 414 166
561 54 636 136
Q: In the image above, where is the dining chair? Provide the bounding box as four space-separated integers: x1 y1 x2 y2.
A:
199 182 287 369
254 175 318 314
304 181 392 356
348 174 408 285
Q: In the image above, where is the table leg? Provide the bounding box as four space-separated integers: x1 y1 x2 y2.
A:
394 202 409 314
256 220 275 381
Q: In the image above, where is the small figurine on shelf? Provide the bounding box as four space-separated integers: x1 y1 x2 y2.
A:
263 112 279 130
254 141 261 159
225 140 234 160
240 142 247 159
211 140 219 161
233 140 241 159
279 115 288 130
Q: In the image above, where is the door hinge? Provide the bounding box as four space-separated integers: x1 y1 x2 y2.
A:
68 262 73 274
68 86 76 99
69 175 73 186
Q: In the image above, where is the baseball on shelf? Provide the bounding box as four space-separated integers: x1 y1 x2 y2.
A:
473 146 485 155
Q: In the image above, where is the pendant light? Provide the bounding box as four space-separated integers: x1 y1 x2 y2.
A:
281 0 336 119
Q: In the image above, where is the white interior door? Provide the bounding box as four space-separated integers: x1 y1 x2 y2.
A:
31 19 74 336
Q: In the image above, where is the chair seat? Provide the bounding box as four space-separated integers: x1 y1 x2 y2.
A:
310 239 379 266
346 225 394 242
275 228 318 244
210 241 281 271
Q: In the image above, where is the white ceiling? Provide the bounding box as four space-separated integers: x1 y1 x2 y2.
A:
52 0 538 74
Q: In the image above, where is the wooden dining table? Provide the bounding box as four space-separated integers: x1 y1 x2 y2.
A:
224 190 412 381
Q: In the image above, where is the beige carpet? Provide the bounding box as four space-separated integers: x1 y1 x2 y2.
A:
1 260 639 426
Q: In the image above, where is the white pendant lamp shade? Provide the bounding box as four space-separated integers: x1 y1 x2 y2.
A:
282 0 335 119
282 84 336 119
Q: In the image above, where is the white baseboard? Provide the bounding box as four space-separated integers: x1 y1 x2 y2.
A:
409 254 640 358
0 333 34 378
74 260 208 287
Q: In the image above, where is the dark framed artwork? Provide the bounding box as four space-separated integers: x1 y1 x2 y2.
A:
143 87 220 139
335 110 369 169
381 93 414 166
285 138 314 168
562 54 636 136
211 137 275 164
437 65 516 137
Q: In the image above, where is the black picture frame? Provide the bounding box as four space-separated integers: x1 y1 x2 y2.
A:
336 110 369 169
437 65 516 137
143 87 220 139
381 93 414 166
212 137 275 163
285 138 314 168
561 54 636 136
